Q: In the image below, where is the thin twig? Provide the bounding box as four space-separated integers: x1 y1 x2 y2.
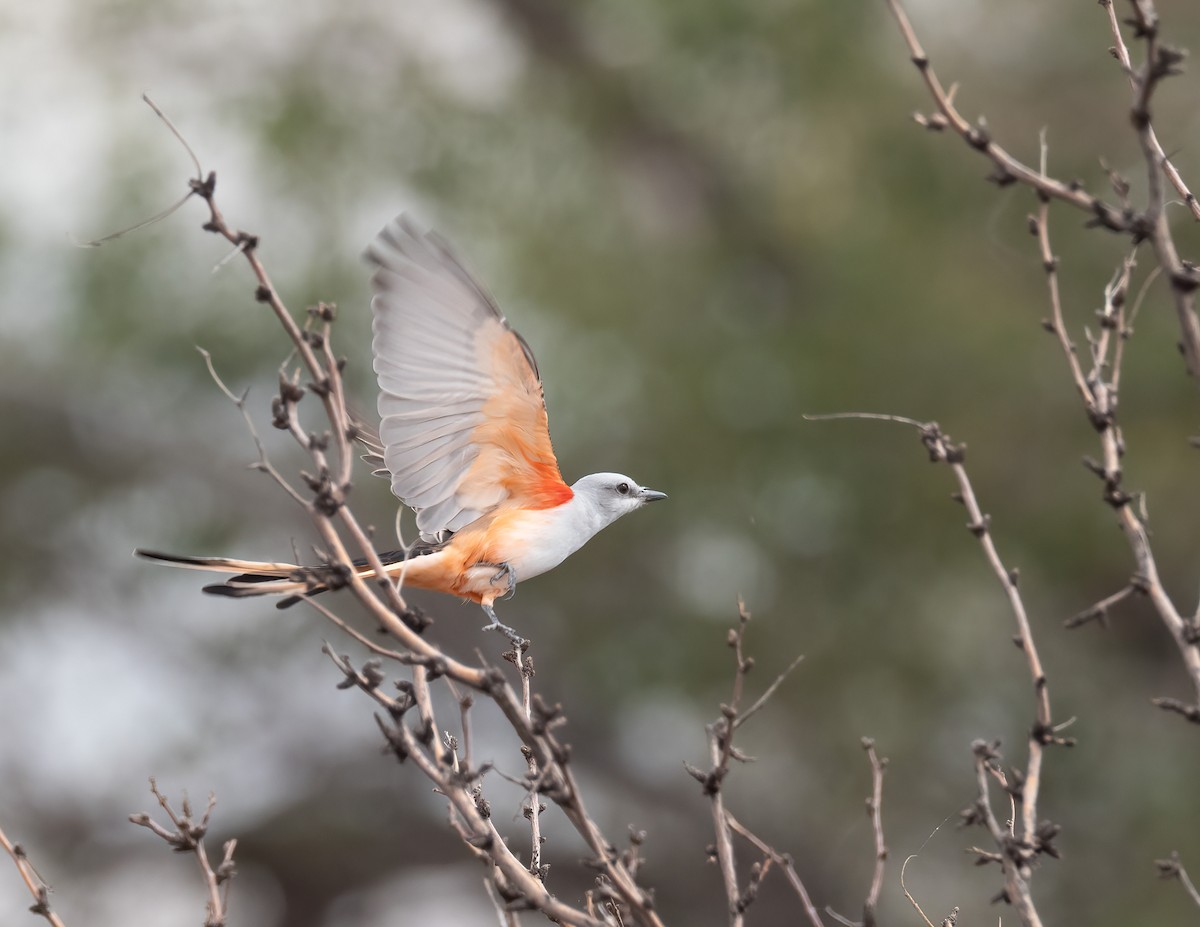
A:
129 779 236 927
688 602 814 926
725 813 824 927
1155 851 1200 910
1065 583 1137 629
861 739 888 927
1032 170 1200 719
1031 135 1095 414
884 0 1200 381
1101 0 1200 221
387 694 608 927
0 824 67 927
72 94 202 248
146 105 664 925
881 0 1128 231
518 645 544 881
483 878 521 927
198 347 310 509
899 855 937 927
733 653 805 731
884 0 1200 712
811 414 1064 927
700 602 753 926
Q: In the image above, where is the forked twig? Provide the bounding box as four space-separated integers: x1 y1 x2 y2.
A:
108 100 668 926
686 603 817 927
883 0 1200 380
809 413 1066 927
1032 166 1200 720
0 824 67 927
880 0 1128 230
724 813 823 927
1155 851 1200 910
129 779 237 927
1099 1 1200 220
72 94 203 248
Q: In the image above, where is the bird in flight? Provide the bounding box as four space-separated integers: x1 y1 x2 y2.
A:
139 216 666 643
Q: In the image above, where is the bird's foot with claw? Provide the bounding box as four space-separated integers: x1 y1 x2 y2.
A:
482 604 526 649
482 560 517 599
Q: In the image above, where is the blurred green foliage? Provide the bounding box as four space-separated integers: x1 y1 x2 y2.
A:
3 1 1200 925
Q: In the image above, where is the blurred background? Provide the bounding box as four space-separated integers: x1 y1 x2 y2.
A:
3 0 1200 924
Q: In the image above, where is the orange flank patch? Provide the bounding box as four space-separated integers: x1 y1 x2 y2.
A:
525 462 574 508
380 546 471 599
384 512 537 604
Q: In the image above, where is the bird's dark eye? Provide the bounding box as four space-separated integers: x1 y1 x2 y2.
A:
617 482 630 495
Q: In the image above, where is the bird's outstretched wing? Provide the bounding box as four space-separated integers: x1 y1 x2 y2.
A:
366 215 573 543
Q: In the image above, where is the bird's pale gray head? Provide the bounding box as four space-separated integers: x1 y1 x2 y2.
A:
572 472 667 528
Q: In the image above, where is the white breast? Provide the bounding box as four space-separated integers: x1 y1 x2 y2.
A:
496 496 606 582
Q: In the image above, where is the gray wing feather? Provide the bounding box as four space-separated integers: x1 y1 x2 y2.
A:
366 215 520 542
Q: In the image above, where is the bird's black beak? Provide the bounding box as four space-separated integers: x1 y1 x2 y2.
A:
638 488 668 502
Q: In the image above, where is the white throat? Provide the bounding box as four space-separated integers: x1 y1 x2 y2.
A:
494 483 633 583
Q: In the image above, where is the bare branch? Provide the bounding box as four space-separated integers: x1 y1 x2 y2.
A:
689 603 818 926
198 347 311 509
0 824 67 927
1030 148 1095 414
881 0 1128 230
1155 851 1200 910
724 813 824 927
899 855 939 927
483 878 521 927
387 694 609 927
72 94 203 247
1031 175 1200 719
733 653 804 731
1112 1 1200 378
129 780 236 927
861 739 888 927
1065 583 1138 629
811 414 1067 926
883 0 1200 381
514 644 546 881
703 603 753 925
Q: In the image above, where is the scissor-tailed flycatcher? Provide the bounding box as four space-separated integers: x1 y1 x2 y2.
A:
138 216 666 641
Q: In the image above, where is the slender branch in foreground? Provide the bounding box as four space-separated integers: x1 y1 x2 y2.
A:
725 814 824 927
1031 181 1200 720
129 779 237 927
899 854 960 927
178 116 660 917
1109 0 1200 379
1155 851 1200 910
1099 0 1200 221
880 0 1128 230
880 0 1200 705
484 878 521 927
94 99 668 924
882 0 1200 380
808 413 1071 927
1065 583 1137 630
916 421 1064 927
512 643 546 881
685 602 819 927
0 825 67 927
324 646 614 927
861 739 888 927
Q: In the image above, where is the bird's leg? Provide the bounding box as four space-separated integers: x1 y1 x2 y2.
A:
472 561 524 645
480 560 517 599
481 602 526 649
